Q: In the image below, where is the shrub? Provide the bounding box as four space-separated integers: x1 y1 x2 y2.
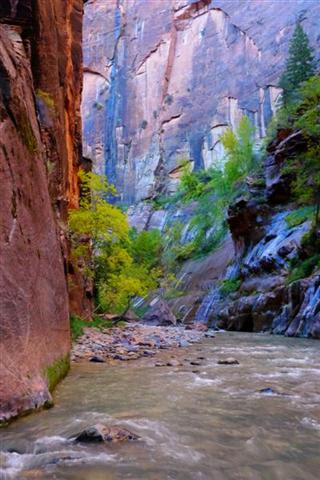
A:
70 314 113 341
219 278 241 297
285 206 315 227
287 255 320 284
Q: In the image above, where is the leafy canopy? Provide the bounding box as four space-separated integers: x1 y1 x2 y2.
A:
282 76 320 227
69 171 163 314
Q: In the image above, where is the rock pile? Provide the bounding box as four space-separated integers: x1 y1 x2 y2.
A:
71 323 207 363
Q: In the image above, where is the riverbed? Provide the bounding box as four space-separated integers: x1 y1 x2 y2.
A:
1 332 319 479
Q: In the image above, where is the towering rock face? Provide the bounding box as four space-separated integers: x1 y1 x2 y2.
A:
83 0 320 206
0 0 88 423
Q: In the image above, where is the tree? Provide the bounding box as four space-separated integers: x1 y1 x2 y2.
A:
289 76 320 229
279 22 317 105
69 171 162 315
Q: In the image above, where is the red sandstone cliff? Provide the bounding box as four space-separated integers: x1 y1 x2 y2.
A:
0 0 90 424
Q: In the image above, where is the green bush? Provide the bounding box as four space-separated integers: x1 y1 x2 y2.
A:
219 278 241 297
287 255 320 284
70 314 113 341
45 356 69 392
285 206 315 227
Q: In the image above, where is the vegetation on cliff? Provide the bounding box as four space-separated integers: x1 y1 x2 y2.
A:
160 116 259 267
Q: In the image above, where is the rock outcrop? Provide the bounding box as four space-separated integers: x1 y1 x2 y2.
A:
82 0 320 212
0 0 89 424
201 129 319 338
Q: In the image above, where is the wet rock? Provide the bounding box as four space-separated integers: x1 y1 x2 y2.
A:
142 300 177 326
89 356 105 363
218 358 239 365
205 331 215 338
228 197 268 255
113 354 132 361
142 350 156 357
166 359 181 367
74 424 139 443
258 387 288 396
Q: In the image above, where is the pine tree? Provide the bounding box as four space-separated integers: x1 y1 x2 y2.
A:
279 22 316 105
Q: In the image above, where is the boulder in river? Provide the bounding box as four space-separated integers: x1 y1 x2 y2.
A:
89 356 105 363
74 424 139 443
217 358 239 365
142 299 177 326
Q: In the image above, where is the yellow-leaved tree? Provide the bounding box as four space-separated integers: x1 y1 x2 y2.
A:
69 171 162 315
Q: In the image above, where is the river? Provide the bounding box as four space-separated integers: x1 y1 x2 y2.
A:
1 332 319 479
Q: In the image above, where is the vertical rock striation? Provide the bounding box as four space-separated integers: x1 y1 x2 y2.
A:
0 0 89 424
83 0 320 209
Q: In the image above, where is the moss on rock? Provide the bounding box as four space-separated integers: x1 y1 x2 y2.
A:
45 355 70 392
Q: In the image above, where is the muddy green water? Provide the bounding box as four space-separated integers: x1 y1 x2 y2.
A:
1 332 320 480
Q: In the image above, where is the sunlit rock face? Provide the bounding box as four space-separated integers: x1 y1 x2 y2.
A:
83 0 320 204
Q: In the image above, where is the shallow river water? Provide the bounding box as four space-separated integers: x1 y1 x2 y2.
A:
1 332 320 480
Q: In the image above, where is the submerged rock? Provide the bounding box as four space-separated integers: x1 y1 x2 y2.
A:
258 387 288 396
74 424 139 443
218 358 239 365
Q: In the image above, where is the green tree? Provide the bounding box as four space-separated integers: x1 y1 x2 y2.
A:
289 76 320 229
279 22 316 105
69 171 162 315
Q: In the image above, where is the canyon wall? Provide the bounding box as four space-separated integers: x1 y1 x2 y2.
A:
0 0 89 423
83 0 320 211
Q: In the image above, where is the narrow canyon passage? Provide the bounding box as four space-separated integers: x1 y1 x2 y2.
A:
1 332 320 479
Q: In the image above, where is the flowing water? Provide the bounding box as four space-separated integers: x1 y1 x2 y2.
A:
1 332 320 480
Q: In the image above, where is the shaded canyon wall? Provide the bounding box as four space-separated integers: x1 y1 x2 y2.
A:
0 0 90 423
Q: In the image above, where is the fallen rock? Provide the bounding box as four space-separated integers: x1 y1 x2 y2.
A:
74 424 139 443
142 300 177 326
217 358 239 365
89 356 105 363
